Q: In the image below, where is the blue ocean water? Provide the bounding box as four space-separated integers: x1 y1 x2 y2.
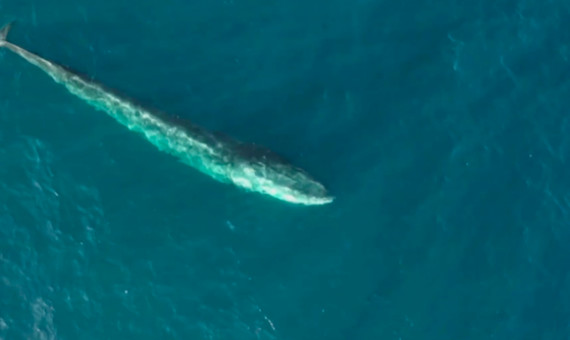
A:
1 0 570 339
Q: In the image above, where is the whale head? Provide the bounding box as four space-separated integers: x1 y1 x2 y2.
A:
262 163 334 205
229 147 334 205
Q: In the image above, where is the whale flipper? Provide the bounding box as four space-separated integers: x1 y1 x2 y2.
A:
0 22 13 43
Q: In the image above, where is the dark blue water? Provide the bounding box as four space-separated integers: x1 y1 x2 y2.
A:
1 0 570 339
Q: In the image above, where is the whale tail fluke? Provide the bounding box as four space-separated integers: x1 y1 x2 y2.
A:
0 22 13 45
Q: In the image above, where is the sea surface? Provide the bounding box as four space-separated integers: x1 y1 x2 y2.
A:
1 0 570 339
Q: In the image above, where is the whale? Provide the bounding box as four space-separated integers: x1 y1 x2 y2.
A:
0 22 334 205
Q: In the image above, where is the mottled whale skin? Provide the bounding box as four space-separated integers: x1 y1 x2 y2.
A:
0 23 333 205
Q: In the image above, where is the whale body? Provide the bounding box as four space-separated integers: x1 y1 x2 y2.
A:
0 23 333 205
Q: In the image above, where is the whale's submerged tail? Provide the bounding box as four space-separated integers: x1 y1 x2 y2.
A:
0 22 13 46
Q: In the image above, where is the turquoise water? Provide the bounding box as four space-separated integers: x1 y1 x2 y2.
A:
1 0 570 339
